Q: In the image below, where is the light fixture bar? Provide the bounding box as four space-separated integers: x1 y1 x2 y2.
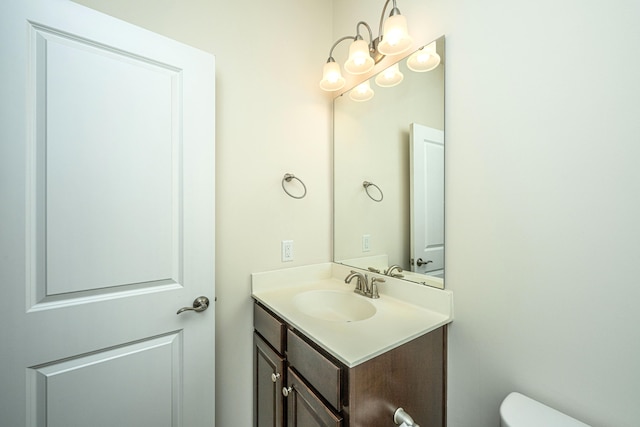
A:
319 0 413 92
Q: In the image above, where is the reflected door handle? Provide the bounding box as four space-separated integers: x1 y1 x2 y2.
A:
416 258 433 267
177 296 210 315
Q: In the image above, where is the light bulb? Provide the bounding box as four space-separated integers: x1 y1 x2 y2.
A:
349 80 374 102
375 63 404 87
407 47 441 72
344 39 374 75
378 14 413 56
319 61 345 91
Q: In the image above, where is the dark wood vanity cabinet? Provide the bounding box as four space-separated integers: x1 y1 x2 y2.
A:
253 301 446 427
254 303 287 427
255 334 285 427
286 367 343 427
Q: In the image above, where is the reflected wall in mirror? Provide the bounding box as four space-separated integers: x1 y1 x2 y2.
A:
334 36 445 289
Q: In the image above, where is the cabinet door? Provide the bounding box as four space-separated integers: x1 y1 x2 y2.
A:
286 368 343 427
255 334 285 427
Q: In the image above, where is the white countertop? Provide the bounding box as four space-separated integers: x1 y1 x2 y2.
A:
251 262 453 367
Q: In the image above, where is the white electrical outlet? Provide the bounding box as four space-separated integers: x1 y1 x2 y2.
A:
362 234 371 252
282 240 294 262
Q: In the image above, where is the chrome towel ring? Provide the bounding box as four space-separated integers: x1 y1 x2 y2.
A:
282 173 307 199
363 181 383 202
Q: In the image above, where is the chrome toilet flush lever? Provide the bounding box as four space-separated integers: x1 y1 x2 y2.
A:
394 407 420 427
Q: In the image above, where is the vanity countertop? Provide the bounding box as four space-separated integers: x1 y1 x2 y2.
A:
251 262 453 367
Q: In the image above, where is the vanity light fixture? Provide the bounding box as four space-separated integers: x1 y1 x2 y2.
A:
406 41 441 72
349 80 375 102
319 0 412 91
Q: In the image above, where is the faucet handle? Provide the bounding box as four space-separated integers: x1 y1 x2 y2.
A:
370 277 385 299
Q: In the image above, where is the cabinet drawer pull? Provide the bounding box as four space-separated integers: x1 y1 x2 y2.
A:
271 372 281 383
282 386 293 397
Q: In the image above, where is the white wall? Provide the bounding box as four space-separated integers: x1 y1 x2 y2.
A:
73 1 333 426
335 0 640 426
73 0 640 426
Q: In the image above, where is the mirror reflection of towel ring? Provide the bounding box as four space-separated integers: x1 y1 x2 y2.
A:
282 173 307 199
363 181 383 202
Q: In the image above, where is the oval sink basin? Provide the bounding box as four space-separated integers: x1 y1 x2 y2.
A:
293 290 376 322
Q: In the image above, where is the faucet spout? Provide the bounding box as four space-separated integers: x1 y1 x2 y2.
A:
345 270 368 295
384 264 404 278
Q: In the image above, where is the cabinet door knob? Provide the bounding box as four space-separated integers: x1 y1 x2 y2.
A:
282 386 292 397
271 372 281 383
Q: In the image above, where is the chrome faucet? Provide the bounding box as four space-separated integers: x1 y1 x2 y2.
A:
345 270 368 295
345 270 383 298
384 264 404 278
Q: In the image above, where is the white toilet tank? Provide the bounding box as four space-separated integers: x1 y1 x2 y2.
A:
500 392 591 427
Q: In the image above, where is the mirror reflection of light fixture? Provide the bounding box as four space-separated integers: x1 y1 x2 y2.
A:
406 41 441 72
349 80 375 102
319 0 412 91
375 63 404 87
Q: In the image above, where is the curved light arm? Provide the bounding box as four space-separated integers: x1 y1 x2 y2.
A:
355 21 374 44
326 35 356 62
378 0 394 38
327 20 374 62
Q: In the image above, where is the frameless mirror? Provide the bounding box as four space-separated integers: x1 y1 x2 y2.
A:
333 36 445 289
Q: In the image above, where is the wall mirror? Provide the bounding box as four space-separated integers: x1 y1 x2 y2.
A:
333 36 445 289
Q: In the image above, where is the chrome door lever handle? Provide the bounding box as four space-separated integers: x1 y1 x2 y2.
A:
177 296 210 315
416 258 433 267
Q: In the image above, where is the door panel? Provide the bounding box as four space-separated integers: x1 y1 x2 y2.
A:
29 333 181 427
31 23 182 301
1 1 215 426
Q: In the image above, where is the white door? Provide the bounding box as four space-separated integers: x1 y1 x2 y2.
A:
0 1 216 426
410 123 444 275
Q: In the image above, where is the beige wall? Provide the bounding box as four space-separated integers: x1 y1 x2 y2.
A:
74 0 640 426
335 1 640 426
73 1 332 426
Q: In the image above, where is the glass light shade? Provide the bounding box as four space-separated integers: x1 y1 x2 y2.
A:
378 14 413 56
344 39 374 75
319 61 346 91
349 80 374 102
407 48 441 72
375 63 404 87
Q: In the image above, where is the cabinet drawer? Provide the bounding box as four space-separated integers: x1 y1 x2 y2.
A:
254 303 286 354
286 329 342 411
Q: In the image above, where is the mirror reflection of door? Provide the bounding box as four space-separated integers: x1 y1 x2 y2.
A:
410 123 444 277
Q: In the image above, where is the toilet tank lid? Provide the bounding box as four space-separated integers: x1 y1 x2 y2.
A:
500 392 591 427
